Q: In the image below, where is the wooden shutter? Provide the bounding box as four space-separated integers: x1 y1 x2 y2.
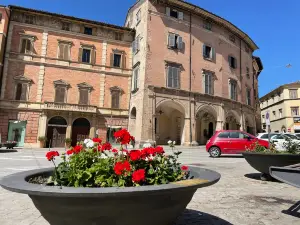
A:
55 87 65 103
122 55 126 69
110 53 114 66
20 84 27 101
80 26 84 34
166 7 170 16
79 89 89 104
228 56 231 67
21 39 27 53
132 40 136 54
58 43 63 59
168 33 175 47
211 74 214 95
177 36 183 50
203 45 206 57
211 47 215 60
78 47 83 62
28 40 33 54
136 36 140 51
178 12 184 20
91 49 96 64
64 45 70 60
175 67 180 88
167 66 172 88
92 27 97 36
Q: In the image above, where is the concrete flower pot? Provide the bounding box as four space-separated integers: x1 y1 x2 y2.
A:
243 152 300 181
0 167 220 225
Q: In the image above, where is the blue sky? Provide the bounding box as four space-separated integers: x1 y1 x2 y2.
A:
2 0 299 97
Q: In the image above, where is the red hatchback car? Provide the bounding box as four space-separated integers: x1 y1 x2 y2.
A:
206 130 269 158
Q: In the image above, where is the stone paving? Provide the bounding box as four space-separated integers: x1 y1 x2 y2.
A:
0 146 300 225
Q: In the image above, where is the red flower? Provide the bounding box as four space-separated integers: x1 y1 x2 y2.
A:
101 142 112 151
132 169 146 183
73 145 83 154
112 149 118 154
92 138 102 143
46 151 59 161
66 150 74 155
114 161 131 175
113 129 134 145
181 165 189 171
129 150 142 161
155 146 165 155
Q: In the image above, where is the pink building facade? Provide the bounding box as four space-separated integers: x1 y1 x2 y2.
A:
126 0 262 146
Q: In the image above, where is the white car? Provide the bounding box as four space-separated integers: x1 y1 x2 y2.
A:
256 133 300 151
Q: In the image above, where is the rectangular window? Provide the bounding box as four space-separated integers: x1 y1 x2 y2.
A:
82 49 91 63
55 87 66 103
0 13 2 23
115 32 123 41
166 7 183 20
133 35 140 54
62 22 70 31
167 66 180 89
113 54 122 67
58 43 70 60
279 109 282 118
20 39 32 54
204 71 214 95
289 89 298 99
111 91 120 109
132 66 139 91
136 9 141 24
229 80 237 101
203 21 212 31
84 27 93 35
79 89 89 105
229 56 237 69
246 88 251 105
15 83 27 101
203 45 215 60
168 33 183 50
291 107 299 116
246 67 250 78
25 15 35 24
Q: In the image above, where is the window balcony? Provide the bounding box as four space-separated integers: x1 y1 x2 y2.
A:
44 102 97 113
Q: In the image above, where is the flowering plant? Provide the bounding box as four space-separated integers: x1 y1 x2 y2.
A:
46 129 190 187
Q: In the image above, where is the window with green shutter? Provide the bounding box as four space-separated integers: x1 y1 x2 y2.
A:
167 65 180 89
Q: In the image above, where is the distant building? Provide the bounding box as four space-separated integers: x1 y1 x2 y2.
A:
260 81 300 133
125 0 263 146
0 5 134 147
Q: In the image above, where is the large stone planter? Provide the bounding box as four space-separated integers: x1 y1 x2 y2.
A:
0 167 220 225
242 152 300 181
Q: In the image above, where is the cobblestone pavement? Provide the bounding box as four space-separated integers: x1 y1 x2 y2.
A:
0 146 300 225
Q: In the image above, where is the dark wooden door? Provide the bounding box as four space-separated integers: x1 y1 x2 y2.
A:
48 127 66 148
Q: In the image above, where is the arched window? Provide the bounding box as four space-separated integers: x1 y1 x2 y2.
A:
131 107 137 119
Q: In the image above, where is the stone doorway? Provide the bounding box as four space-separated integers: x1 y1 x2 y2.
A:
47 116 67 148
72 118 90 146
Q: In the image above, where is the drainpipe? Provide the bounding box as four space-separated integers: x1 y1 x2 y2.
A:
239 38 243 130
0 7 10 95
189 11 192 145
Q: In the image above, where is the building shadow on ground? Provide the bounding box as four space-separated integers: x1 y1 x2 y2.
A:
174 209 233 225
0 149 18 153
244 173 281 183
282 201 300 218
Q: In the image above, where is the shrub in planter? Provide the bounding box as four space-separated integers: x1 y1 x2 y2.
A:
243 140 300 181
38 136 47 148
45 130 190 187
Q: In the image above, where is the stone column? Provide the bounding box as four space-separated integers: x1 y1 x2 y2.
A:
66 113 72 139
191 101 198 146
240 111 245 131
37 112 47 139
216 104 225 130
89 114 96 138
183 117 191 146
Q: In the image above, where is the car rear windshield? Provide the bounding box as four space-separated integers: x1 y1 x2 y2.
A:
218 132 229 138
260 133 277 139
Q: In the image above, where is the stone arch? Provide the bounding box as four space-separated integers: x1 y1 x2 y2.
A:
71 117 91 146
46 116 68 148
195 104 218 145
155 99 186 145
224 109 241 130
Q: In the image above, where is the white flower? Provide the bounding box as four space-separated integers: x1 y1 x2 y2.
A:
100 154 108 159
86 140 94 148
84 139 91 144
167 140 172 144
118 151 127 156
173 141 176 145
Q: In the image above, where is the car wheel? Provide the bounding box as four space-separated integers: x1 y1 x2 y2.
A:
209 147 221 158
